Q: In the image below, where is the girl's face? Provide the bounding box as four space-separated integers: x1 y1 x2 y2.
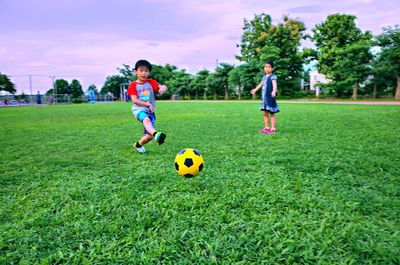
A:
264 64 273 74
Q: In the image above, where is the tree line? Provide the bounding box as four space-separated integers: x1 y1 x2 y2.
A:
101 13 400 100
1 13 399 99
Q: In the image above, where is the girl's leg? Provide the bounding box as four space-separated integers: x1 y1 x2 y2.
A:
270 114 276 130
263 111 270 129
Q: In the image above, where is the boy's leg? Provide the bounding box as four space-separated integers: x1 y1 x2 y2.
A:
142 115 166 145
142 117 156 135
138 134 153 145
153 131 166 144
134 134 152 154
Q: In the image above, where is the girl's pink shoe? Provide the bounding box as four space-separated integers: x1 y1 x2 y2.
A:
267 129 277 134
259 128 270 133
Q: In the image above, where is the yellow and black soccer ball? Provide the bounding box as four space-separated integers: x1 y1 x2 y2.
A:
174 148 204 178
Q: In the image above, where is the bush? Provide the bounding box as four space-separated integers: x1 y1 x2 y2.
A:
72 99 86 104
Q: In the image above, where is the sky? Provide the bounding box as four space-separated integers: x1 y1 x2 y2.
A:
1 0 399 94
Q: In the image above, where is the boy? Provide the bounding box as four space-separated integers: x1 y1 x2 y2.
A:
128 59 168 154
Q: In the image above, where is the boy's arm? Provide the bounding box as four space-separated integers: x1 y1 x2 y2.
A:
250 81 263 95
131 95 154 113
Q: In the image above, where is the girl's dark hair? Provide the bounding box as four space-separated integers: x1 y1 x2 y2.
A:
265 61 274 68
135 59 152 71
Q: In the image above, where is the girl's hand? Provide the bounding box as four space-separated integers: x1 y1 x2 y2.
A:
250 89 256 95
271 91 276 98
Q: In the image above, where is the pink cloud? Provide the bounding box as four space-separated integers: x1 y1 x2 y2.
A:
1 0 399 94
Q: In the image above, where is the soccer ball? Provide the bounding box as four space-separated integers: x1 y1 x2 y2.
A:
174 148 204 178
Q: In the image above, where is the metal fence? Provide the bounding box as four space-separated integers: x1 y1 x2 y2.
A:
0 94 116 106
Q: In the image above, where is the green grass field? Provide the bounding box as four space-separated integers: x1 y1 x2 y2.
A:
1 102 399 264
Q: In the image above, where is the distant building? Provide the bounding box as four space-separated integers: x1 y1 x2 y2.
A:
120 82 130 102
309 70 330 96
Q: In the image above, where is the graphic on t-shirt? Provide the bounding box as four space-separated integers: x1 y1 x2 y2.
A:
140 90 151 101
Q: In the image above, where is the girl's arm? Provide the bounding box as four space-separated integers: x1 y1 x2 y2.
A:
271 80 277 98
250 81 263 95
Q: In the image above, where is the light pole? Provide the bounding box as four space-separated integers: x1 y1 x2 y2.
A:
49 76 56 104
29 75 33 104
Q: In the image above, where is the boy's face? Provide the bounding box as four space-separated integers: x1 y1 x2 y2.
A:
134 66 150 81
264 64 273 74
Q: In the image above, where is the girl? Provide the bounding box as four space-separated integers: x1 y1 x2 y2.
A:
251 61 280 134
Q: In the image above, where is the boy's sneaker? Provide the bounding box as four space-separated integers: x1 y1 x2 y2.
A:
259 128 270 133
134 143 147 154
154 132 166 145
267 129 277 135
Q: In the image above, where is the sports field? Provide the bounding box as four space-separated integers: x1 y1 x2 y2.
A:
1 102 399 264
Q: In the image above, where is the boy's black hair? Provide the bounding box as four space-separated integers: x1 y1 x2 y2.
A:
135 60 152 71
265 61 274 68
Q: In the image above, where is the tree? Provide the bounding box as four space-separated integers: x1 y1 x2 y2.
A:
228 67 242 99
236 13 274 62
87 84 99 94
14 92 28 101
45 89 54 95
302 69 311 90
70 79 84 99
212 63 235 100
237 14 306 96
228 61 260 99
334 40 373 98
191 69 210 99
117 64 135 81
0 73 16 94
312 14 373 98
204 63 235 100
205 74 219 100
166 70 193 99
376 25 400 99
367 55 396 98
101 75 128 99
151 64 177 85
54 79 70 95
